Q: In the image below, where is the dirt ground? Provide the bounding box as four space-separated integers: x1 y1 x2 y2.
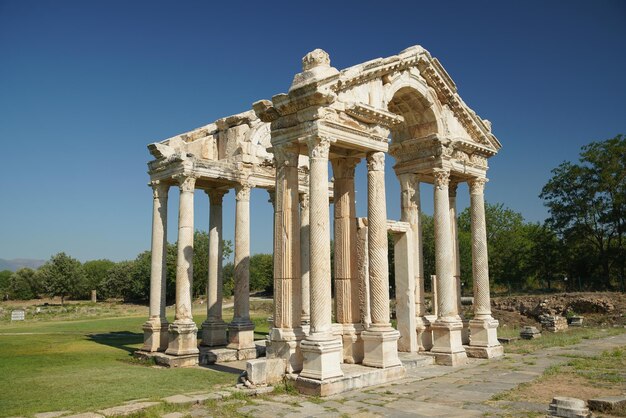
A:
488 292 626 328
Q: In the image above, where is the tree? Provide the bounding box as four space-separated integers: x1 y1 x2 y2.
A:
100 261 135 300
38 252 86 304
0 270 12 300
8 268 39 300
540 135 626 290
249 254 273 293
83 259 115 299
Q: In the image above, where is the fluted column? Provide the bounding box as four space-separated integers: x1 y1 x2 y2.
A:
468 178 502 357
267 145 303 372
300 191 311 328
201 189 228 347
227 182 256 356
166 175 199 359
429 168 466 366
142 180 169 352
331 157 363 363
300 136 343 381
362 151 401 368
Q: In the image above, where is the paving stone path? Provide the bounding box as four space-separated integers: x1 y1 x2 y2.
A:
28 333 626 418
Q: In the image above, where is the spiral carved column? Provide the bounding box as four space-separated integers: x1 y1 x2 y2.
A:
331 157 363 363
429 169 466 366
300 136 343 381
267 145 304 372
201 189 228 347
227 182 256 357
166 175 199 359
362 152 401 368
300 191 311 328
449 182 469 345
142 181 170 352
468 178 503 358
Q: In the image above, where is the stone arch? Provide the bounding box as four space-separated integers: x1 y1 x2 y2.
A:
383 73 443 143
248 122 272 161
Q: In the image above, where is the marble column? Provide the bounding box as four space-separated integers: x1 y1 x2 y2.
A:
268 145 304 372
331 157 363 364
142 180 169 352
449 182 469 345
201 189 228 347
300 136 343 381
166 175 199 361
227 182 256 358
300 191 311 329
362 152 401 368
468 178 503 358
429 168 467 366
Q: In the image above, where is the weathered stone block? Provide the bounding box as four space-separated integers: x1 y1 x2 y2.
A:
588 396 626 414
547 396 591 417
520 326 541 339
246 358 286 385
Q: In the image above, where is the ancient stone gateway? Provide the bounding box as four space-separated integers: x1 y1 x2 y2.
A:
138 45 503 392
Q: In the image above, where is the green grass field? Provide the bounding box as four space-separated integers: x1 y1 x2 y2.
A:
0 302 272 417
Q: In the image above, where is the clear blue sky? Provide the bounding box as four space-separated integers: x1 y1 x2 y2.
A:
1 0 625 263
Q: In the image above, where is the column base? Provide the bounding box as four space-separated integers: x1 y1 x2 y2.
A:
227 321 255 351
268 327 305 373
469 317 502 353
464 344 504 359
200 320 228 347
165 320 199 357
340 323 364 364
141 318 169 352
300 335 343 381
362 325 402 368
430 317 467 366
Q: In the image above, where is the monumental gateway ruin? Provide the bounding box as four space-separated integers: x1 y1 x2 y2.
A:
137 45 503 394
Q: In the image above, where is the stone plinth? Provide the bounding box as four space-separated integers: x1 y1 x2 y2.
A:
466 317 503 358
134 350 198 368
548 397 591 417
362 327 402 368
141 319 169 353
340 323 364 364
246 358 286 386
166 321 200 358
300 337 344 381
541 315 568 332
588 396 626 415
429 318 467 366
520 326 541 339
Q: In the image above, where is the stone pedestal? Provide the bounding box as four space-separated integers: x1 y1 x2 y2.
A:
142 319 169 353
430 319 466 366
417 315 434 351
167 321 200 356
300 337 344 380
362 326 402 368
466 318 503 358
340 323 364 364
267 328 304 373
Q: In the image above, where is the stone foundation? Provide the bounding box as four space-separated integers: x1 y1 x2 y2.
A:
134 350 198 368
541 315 568 332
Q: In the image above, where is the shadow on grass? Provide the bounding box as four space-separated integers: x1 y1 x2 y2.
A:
87 331 143 355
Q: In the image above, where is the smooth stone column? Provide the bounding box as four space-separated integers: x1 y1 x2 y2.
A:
331 157 363 364
449 182 469 345
468 178 503 358
142 180 169 352
268 145 304 372
166 175 199 361
228 182 256 358
300 191 311 329
430 169 467 366
201 189 228 347
300 136 343 381
362 152 401 369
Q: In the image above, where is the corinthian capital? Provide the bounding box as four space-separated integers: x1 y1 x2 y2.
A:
174 174 197 193
307 136 331 160
235 182 252 201
150 180 169 199
206 189 228 206
432 169 450 190
366 151 385 172
469 177 488 194
331 157 360 179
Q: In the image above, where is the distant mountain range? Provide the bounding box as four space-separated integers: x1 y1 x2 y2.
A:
0 258 46 272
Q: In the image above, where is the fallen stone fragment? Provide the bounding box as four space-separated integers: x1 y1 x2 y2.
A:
548 396 591 417
97 401 160 417
588 396 626 414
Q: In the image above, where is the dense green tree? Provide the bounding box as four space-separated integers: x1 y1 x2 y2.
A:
249 254 273 293
540 135 625 290
83 259 115 299
100 261 135 300
8 268 39 300
38 252 86 304
0 270 12 300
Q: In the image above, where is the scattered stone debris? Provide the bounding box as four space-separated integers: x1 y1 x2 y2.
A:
540 315 568 332
588 396 626 414
568 316 584 327
547 396 591 417
520 326 541 339
498 336 519 344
